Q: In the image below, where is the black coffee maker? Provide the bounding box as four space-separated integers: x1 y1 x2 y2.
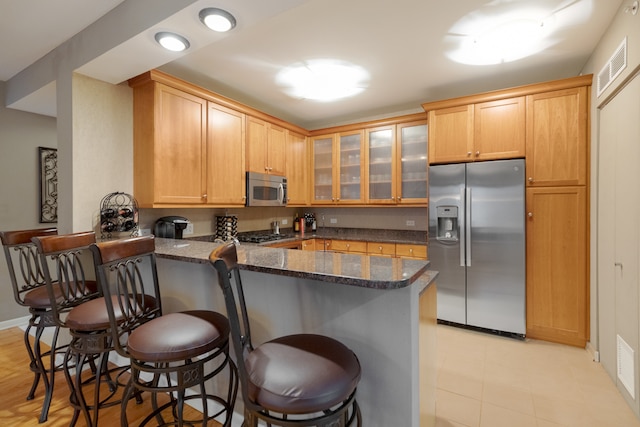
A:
154 216 189 239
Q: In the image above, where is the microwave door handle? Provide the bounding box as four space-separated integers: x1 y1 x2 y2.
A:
278 183 285 205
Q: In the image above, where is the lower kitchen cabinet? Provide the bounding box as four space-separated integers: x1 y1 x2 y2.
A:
526 186 588 347
329 239 367 254
395 243 427 260
367 242 395 257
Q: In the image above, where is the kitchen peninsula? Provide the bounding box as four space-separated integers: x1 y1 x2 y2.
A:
153 237 438 427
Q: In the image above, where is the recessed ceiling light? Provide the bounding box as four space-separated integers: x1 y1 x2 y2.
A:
199 8 237 32
154 32 190 52
276 59 369 102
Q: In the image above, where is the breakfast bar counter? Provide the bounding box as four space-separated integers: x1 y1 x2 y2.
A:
153 238 437 427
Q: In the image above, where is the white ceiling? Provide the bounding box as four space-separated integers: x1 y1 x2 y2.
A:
0 0 625 129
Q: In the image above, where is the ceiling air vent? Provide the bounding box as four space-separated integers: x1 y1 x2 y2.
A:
597 37 627 97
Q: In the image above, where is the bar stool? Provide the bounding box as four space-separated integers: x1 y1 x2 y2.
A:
1 227 61 423
209 242 362 427
33 231 129 427
90 235 238 427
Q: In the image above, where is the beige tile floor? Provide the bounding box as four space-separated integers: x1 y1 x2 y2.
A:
435 324 640 427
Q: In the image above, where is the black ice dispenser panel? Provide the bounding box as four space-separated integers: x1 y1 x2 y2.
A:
436 206 458 241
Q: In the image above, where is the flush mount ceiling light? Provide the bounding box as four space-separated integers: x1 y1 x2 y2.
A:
443 0 588 66
154 32 190 52
276 59 369 102
199 8 237 32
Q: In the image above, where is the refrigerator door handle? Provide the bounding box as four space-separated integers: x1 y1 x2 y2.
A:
466 187 472 267
459 187 466 267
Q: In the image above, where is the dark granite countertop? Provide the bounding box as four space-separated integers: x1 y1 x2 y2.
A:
190 227 427 246
154 237 434 290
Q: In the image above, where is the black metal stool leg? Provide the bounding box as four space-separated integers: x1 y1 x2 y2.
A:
24 318 42 402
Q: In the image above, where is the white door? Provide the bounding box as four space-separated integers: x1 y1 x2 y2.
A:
598 73 640 410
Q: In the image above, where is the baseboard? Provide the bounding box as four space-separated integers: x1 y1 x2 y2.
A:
586 341 600 362
0 315 30 330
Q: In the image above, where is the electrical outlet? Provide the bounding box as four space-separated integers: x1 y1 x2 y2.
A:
330 218 338 224
139 228 151 236
282 219 288 225
406 220 415 227
184 223 194 235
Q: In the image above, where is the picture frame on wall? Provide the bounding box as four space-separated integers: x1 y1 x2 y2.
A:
39 147 57 223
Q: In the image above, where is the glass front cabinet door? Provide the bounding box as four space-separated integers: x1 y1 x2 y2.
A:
311 135 334 203
397 121 428 204
366 126 396 204
337 131 364 204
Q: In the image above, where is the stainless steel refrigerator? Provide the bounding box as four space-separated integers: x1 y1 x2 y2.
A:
428 159 526 335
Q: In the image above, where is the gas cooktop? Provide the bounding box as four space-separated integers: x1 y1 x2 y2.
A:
236 233 294 244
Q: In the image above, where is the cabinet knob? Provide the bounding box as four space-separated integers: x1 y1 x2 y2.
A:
528 177 534 183
410 248 414 253
467 151 472 156
398 197 401 201
336 198 340 201
378 246 382 251
346 244 350 248
528 212 533 218
475 151 480 156
202 194 207 200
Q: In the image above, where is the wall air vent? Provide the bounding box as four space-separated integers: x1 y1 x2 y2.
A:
597 37 627 97
617 334 635 398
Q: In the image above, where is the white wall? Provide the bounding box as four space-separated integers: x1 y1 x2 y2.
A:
0 81 57 322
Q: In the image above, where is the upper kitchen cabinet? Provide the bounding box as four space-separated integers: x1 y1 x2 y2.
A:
366 120 428 205
366 125 396 204
285 130 309 206
525 86 589 187
130 80 208 206
206 103 246 205
246 116 286 176
397 120 428 203
425 97 525 164
474 97 525 160
310 130 365 205
129 70 309 208
427 105 473 164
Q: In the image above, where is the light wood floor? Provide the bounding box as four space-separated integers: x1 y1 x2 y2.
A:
0 326 222 426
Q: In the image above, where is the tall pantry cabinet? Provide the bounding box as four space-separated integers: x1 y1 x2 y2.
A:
525 85 590 347
424 75 592 347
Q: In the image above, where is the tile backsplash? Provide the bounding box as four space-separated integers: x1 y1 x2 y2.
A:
139 206 427 237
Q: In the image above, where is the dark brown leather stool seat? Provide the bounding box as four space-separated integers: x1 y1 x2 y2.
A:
246 334 361 414
23 283 62 308
127 310 230 362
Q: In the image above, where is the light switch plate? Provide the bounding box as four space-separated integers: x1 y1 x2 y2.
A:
406 220 415 226
330 218 338 224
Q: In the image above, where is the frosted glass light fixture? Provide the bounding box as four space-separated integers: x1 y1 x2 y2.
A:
154 32 190 52
276 59 369 102
199 8 237 32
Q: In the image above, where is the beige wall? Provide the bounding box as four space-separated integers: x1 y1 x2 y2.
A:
0 81 57 322
581 1 640 415
71 74 134 233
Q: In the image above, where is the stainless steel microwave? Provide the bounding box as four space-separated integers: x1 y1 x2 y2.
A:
246 172 287 207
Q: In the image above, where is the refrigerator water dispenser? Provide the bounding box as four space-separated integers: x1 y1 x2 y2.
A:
436 206 458 241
